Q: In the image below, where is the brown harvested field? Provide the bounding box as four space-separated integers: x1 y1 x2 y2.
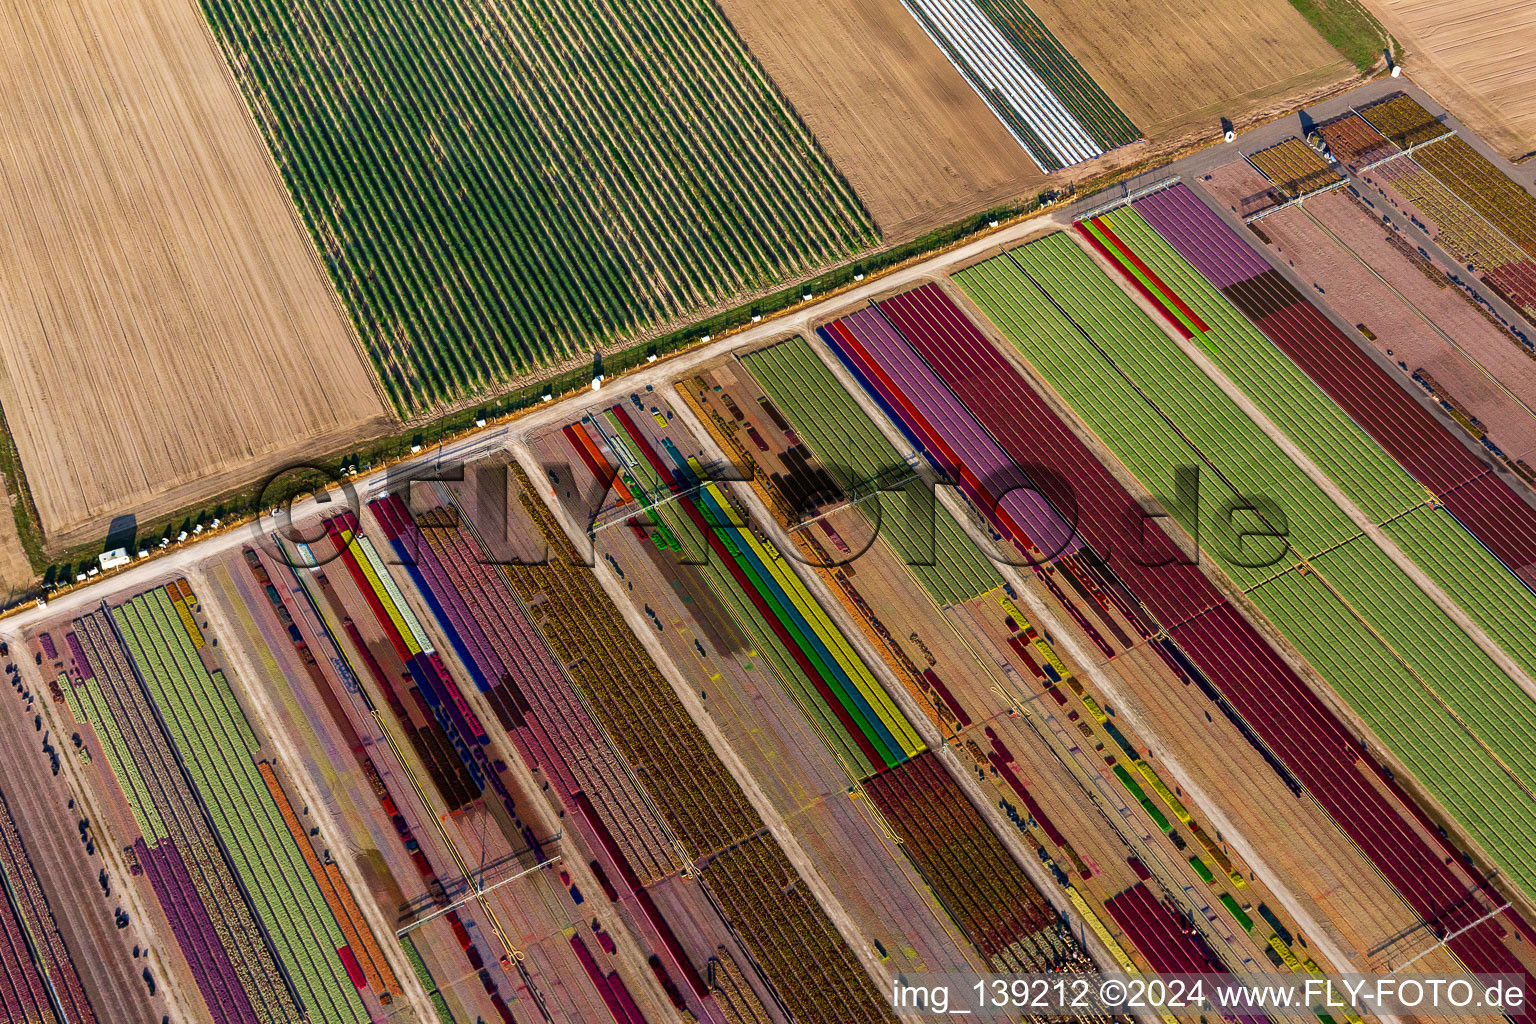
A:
1363 0 1536 158
0 0 390 552
715 0 1048 239
1011 0 1354 142
716 0 1356 240
0 506 32 604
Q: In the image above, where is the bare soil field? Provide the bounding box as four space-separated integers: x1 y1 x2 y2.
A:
1023 0 1356 143
1363 0 1536 158
715 0 1354 241
0 502 33 604
0 0 389 552
715 0 1049 240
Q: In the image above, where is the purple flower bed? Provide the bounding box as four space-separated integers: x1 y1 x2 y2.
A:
138 839 257 1024
820 306 1081 563
1132 183 1268 287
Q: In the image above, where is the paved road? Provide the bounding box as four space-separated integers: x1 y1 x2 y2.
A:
14 72 1535 639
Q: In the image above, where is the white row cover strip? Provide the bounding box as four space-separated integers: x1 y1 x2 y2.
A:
904 0 1101 169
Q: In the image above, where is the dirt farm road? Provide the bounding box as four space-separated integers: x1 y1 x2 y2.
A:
9 74 1532 641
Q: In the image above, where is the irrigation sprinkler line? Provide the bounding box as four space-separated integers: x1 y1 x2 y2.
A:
1353 139 1536 297
1079 176 1182 222
397 851 564 937
278 541 528 976
1243 177 1349 224
436 478 699 880
1389 900 1511 973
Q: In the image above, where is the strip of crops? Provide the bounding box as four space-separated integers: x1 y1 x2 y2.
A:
1316 112 1399 170
363 497 678 884
0 787 98 1024
483 466 896 1024
67 609 294 1024
595 408 922 773
864 751 1090 974
198 0 875 413
114 589 367 1024
972 0 1137 147
1357 93 1453 150
1107 199 1536 712
1414 135 1536 270
742 337 1003 606
849 280 1532 986
899 0 1133 172
1247 139 1342 200
961 232 1536 901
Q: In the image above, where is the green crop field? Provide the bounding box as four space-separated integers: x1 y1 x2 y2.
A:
201 0 876 413
742 338 1003 607
114 590 365 1024
956 236 1536 899
1105 209 1536 754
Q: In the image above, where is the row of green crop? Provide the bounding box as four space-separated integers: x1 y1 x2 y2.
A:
114 590 366 1024
655 500 879 779
200 0 874 412
1102 212 1431 524
74 610 296 1024
1107 209 1536 777
742 337 1004 606
63 674 167 842
955 237 1536 900
602 412 879 775
961 239 1363 587
399 936 456 1024
971 0 1139 149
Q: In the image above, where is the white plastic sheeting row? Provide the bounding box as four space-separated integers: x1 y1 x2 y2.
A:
902 0 1102 170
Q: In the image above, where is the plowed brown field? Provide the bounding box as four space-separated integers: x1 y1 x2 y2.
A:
0 0 389 552
1363 0 1536 158
1022 0 1353 141
717 0 1356 239
716 0 1048 239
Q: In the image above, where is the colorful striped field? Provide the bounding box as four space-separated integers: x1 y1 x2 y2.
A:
741 337 1004 606
957 230 1536 901
113 588 368 1024
821 281 1536 994
1106 196 1536 695
597 406 923 775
